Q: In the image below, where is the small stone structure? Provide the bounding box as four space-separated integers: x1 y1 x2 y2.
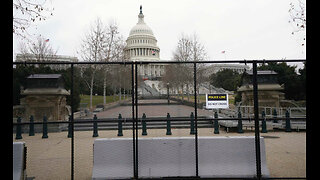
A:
238 70 285 107
14 74 70 132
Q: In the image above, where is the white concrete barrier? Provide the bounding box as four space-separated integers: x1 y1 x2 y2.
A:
92 138 133 180
92 136 269 179
13 142 27 180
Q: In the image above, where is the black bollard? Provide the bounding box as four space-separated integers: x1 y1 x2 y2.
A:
15 117 22 140
67 115 72 138
29 115 35 136
261 111 267 133
285 110 292 132
92 114 99 137
237 111 244 133
214 111 219 134
42 116 48 139
118 114 123 136
273 109 278 123
190 112 195 135
166 113 172 135
142 113 147 136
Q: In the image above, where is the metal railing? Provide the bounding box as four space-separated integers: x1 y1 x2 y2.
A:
238 106 306 118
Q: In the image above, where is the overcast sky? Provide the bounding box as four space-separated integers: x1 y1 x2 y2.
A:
13 0 306 68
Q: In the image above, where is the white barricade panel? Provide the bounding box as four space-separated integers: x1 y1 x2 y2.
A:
138 137 196 178
92 136 269 179
92 138 133 180
13 142 25 180
198 136 269 178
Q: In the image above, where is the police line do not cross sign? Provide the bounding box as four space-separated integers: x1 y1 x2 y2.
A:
206 93 229 109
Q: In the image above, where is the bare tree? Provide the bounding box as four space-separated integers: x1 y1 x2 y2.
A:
190 34 208 103
18 35 57 62
101 21 127 104
288 0 306 46
13 0 54 40
79 18 106 109
172 34 193 62
171 34 193 99
79 18 127 108
168 33 208 101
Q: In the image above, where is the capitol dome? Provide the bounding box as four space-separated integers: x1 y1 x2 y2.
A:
129 19 154 36
124 5 160 62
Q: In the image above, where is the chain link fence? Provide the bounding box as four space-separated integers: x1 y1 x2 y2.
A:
13 59 306 179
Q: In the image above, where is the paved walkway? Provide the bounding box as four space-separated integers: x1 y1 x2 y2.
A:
94 99 213 118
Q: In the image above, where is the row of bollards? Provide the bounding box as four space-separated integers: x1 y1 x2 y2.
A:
15 110 293 139
15 115 48 140
235 109 292 133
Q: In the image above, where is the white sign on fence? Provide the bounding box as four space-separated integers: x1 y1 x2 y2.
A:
206 93 229 109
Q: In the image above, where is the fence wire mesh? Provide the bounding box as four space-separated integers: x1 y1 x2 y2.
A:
13 60 306 179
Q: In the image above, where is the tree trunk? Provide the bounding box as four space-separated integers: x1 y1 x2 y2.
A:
90 76 94 109
187 84 190 101
181 84 184 100
113 86 116 102
197 88 200 104
103 75 106 105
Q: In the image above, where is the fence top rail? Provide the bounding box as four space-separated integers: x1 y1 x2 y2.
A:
12 117 307 126
12 59 306 65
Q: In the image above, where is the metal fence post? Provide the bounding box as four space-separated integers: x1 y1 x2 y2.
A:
142 113 147 136
193 61 199 177
237 111 244 133
131 62 137 179
93 114 99 137
118 114 123 136
29 115 35 136
253 61 262 180
42 115 48 139
70 63 75 180
134 63 139 179
15 117 22 140
166 113 172 135
261 111 267 133
214 111 219 134
285 110 292 132
190 112 195 135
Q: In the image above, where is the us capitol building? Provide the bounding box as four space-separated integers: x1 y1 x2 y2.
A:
124 6 249 96
124 6 165 80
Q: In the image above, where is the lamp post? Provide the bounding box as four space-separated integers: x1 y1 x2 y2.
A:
167 82 170 105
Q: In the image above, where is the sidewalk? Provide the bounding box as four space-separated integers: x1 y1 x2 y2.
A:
13 129 306 180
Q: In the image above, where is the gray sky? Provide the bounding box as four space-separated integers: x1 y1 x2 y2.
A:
13 0 306 67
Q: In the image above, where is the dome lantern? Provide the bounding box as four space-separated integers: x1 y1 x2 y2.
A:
125 5 160 62
138 5 144 23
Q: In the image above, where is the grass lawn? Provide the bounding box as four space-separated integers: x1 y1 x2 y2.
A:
80 95 129 108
